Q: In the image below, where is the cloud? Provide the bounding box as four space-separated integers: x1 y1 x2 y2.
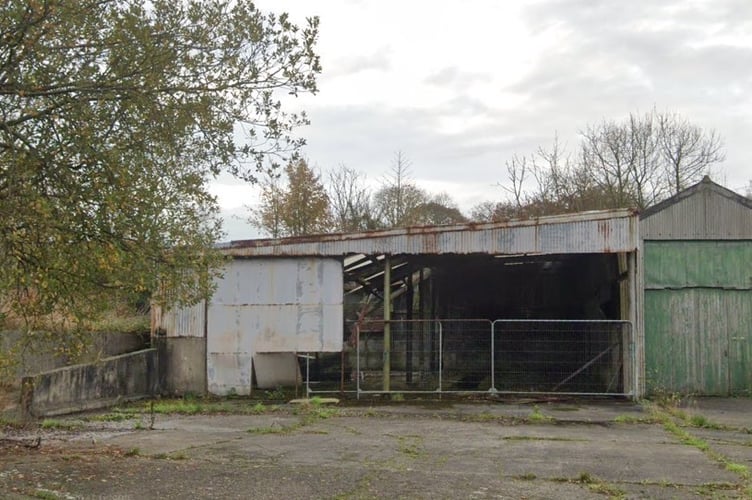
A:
218 207 262 242
424 67 492 88
510 0 752 188
325 49 391 79
213 0 752 225
297 103 550 207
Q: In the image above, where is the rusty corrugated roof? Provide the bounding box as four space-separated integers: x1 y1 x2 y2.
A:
220 208 640 257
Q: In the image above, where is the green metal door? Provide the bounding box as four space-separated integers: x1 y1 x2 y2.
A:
727 292 752 394
644 240 752 395
645 289 729 394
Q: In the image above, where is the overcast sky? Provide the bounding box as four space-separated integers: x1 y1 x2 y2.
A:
212 0 752 240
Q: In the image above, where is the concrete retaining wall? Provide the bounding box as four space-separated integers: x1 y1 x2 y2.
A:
21 348 158 418
155 337 206 396
2 330 149 377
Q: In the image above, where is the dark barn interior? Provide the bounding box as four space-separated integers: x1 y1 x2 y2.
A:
309 250 630 395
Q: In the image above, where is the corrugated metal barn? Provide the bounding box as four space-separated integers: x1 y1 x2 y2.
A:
642 177 752 395
155 209 644 398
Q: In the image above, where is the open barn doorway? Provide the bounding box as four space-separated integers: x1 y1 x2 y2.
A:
305 250 635 398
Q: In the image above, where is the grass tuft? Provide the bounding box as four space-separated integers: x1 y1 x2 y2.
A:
725 462 749 476
247 424 296 435
528 406 553 424
688 414 725 430
32 490 59 500
88 411 137 422
40 419 80 431
613 414 655 424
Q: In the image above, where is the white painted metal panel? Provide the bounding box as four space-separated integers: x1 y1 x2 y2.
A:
207 352 252 395
206 257 343 395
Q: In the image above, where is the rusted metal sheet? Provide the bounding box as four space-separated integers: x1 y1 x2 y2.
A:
642 178 752 240
220 209 639 257
206 257 343 395
151 301 205 338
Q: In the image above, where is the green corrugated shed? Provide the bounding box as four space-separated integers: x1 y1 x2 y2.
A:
642 178 752 395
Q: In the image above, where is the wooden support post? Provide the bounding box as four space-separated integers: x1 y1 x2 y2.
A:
617 252 631 395
383 255 391 391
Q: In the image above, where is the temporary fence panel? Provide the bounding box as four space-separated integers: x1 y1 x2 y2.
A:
303 319 633 398
354 319 493 393
492 320 632 396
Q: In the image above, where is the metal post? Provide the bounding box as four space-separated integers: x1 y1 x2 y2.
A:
490 321 497 392
406 268 414 385
418 268 426 381
383 255 391 392
356 324 361 400
438 321 443 392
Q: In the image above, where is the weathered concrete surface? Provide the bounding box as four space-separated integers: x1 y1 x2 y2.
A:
155 336 206 396
1 330 149 377
365 398 646 423
681 397 752 430
21 349 158 417
1 399 750 499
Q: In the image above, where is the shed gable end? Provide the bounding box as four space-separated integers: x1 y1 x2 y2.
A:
641 179 752 240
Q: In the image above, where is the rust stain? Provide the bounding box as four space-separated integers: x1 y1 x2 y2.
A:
422 233 439 253
598 220 612 253
221 209 638 257
597 220 612 238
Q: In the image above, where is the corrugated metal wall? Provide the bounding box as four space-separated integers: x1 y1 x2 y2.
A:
152 301 206 338
642 186 752 240
206 257 343 395
644 241 752 394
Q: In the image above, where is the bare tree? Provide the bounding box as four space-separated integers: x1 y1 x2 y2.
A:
580 118 638 208
501 154 528 209
627 112 663 207
484 110 724 218
327 164 374 232
531 136 586 213
579 109 723 208
656 111 725 194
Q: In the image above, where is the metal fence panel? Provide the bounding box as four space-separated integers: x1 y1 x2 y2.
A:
304 319 633 398
356 319 446 392
492 320 632 396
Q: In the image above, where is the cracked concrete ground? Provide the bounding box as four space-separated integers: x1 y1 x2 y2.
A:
1 398 750 499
